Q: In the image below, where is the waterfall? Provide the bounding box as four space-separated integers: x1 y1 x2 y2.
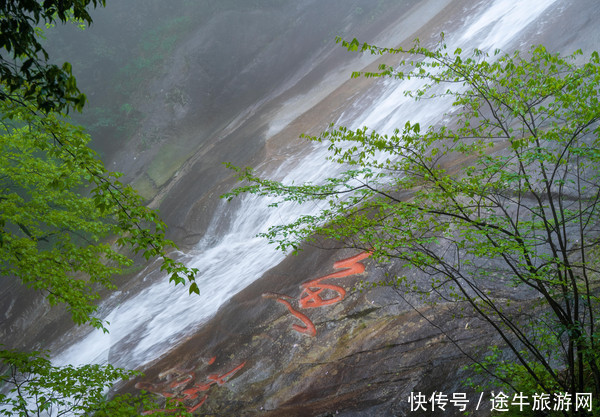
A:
53 0 559 370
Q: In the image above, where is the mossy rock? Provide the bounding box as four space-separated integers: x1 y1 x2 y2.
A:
146 143 191 188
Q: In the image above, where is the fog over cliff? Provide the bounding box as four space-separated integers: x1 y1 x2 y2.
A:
2 1 600 415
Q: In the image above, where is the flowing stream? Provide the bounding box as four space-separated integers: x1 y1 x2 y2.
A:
53 0 559 370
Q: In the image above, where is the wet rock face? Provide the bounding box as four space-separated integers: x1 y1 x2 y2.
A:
125 246 498 416
129 3 600 414
4 1 600 416
105 0 425 245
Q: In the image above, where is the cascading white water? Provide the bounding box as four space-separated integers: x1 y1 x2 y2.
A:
53 0 559 370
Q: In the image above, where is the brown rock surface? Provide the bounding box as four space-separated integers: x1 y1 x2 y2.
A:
3 1 600 416
123 245 501 416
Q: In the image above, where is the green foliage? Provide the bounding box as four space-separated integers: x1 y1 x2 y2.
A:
0 106 125 329
0 348 135 416
466 345 560 396
0 96 199 330
0 1 200 414
0 349 192 417
225 38 600 411
0 0 106 113
93 394 194 417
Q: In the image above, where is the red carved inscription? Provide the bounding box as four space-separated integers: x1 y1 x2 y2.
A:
264 251 370 337
135 358 245 414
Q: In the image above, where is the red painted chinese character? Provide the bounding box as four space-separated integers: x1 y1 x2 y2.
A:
264 252 370 337
299 278 346 308
137 358 246 414
330 251 371 277
207 361 247 385
135 367 194 397
299 251 371 308
263 293 316 336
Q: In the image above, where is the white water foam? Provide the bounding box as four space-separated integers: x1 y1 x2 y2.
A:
53 0 559 370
